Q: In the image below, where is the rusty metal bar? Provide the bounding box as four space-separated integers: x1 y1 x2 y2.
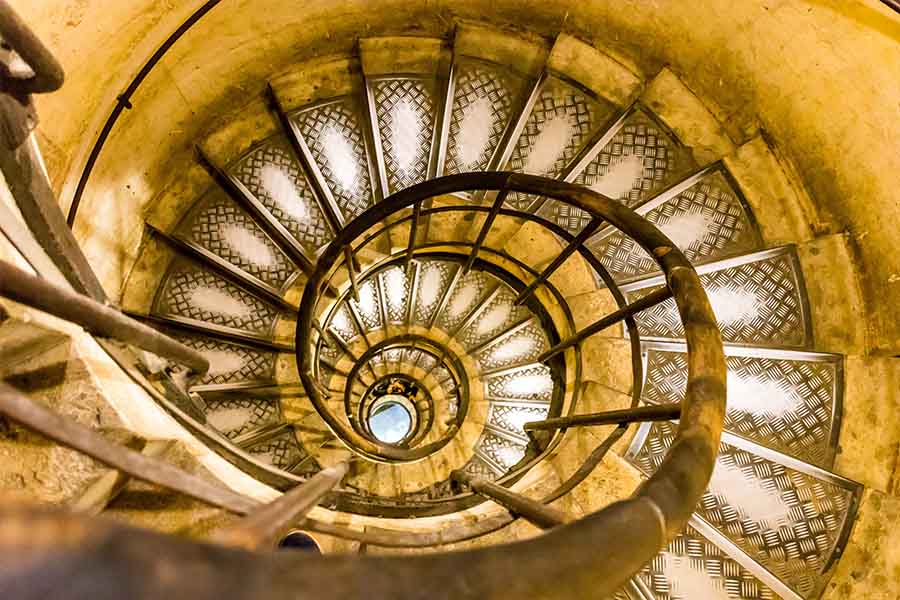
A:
451 470 566 530
538 286 673 364
213 462 349 550
0 1 64 95
67 0 224 225
524 404 682 432
0 129 108 301
69 440 175 515
0 381 256 514
513 216 604 306
343 245 361 303
463 186 510 274
404 200 421 271
0 498 667 599
0 260 210 375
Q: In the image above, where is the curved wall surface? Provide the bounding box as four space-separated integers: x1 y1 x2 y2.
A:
16 0 900 353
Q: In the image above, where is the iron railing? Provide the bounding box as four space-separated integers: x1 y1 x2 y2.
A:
0 5 727 597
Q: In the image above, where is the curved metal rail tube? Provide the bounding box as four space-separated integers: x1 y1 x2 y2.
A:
0 498 666 600
0 259 210 375
0 1 64 95
297 174 725 548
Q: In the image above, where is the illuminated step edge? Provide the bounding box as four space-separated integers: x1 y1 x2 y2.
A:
619 246 812 350
625 421 861 599
639 341 842 469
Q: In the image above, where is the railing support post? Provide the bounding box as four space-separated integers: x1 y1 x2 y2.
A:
0 259 210 375
524 404 682 432
213 462 350 550
538 286 673 364
451 470 568 530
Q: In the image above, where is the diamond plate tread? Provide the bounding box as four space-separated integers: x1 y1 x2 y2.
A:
155 259 280 335
327 305 360 344
504 76 615 212
350 278 384 332
204 395 282 440
475 321 549 372
540 109 698 236
486 401 549 441
372 77 437 193
245 430 307 471
461 454 501 480
444 59 527 175
413 260 457 326
637 523 781 600
457 285 530 350
379 266 411 323
606 587 641 600
590 171 761 282
174 188 297 290
291 97 374 220
629 420 857 598
485 364 555 402
168 334 276 386
476 429 528 474
431 364 458 398
229 138 334 255
435 269 493 332
626 250 809 348
643 348 839 467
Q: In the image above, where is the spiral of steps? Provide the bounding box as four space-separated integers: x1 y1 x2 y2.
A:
79 23 869 600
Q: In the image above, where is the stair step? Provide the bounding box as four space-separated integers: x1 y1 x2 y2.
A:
626 418 861 598
641 67 736 166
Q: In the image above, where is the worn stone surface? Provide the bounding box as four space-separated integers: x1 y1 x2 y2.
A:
546 33 641 106
834 356 900 492
640 67 736 166
797 233 868 355
454 22 548 76
724 135 821 245
0 337 130 504
580 336 633 394
565 288 621 336
359 36 447 76
822 490 900 600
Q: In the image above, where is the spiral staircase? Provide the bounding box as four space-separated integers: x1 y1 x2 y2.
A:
0 10 877 600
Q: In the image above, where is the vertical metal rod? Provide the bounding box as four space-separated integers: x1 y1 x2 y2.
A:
405 200 421 272
463 186 511 274
514 216 604 305
212 462 349 551
451 470 567 530
343 245 361 303
0 260 210 375
523 404 682 432
538 286 674 363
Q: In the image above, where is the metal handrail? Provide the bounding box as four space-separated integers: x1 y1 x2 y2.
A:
0 1 64 95
0 259 210 376
298 173 726 559
0 168 724 596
